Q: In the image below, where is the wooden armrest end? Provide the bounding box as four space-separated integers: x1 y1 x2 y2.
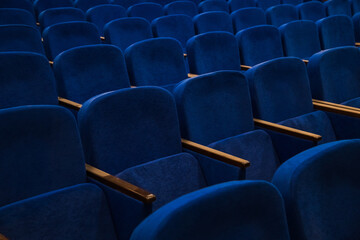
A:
187 73 198 78
313 101 360 118
240 65 252 70
58 97 82 111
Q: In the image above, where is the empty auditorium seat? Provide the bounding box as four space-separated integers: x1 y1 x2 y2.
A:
33 0 73 16
164 1 198 17
256 0 281 10
42 21 101 60
266 4 299 27
74 0 109 12
228 0 256 12
0 8 36 27
351 0 360 14
352 12 360 41
127 3 164 22
231 7 266 33
39 7 86 31
131 181 291 240
282 0 303 5
198 0 229 13
193 11 233 34
324 0 352 16
296 1 326 21
104 17 152 51
0 0 35 16
112 0 144 9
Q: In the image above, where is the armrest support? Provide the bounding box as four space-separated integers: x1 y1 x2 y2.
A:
240 65 252 70
181 138 250 168
86 164 156 204
313 101 360 118
187 73 198 78
253 118 322 142
313 99 360 112
0 234 8 240
58 97 82 111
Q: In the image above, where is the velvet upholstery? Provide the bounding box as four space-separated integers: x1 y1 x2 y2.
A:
193 11 233 34
39 7 86 31
272 140 360 240
42 21 101 60
279 20 321 59
352 12 360 41
256 0 281 10
0 0 35 16
112 0 144 9
131 181 290 240
104 17 152 51
151 15 195 52
127 3 164 22
74 0 109 12
34 0 73 16
86 4 126 35
351 0 360 14
125 38 187 87
186 32 242 74
296 1 326 21
228 0 256 12
231 7 266 33
0 25 45 55
266 4 299 27
282 0 303 5
164 1 198 17
53 44 130 103
0 8 36 27
236 25 284 66
198 0 229 13
317 15 355 49
324 0 352 16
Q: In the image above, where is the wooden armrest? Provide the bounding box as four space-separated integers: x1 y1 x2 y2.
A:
240 65 252 70
100 36 105 41
187 73 198 78
181 138 250 168
313 99 360 112
49 61 53 66
355 42 360 47
313 101 360 118
0 233 8 240
183 53 187 57
302 59 309 64
58 97 82 111
253 118 322 142
86 164 156 204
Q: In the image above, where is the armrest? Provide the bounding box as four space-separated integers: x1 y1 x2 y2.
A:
100 36 105 41
58 97 82 111
313 101 360 118
36 22 40 26
240 65 252 70
86 164 156 204
49 61 53 66
355 42 360 47
313 99 360 112
302 59 309 64
181 138 250 168
187 73 198 78
0 234 8 240
253 118 322 142
183 53 187 57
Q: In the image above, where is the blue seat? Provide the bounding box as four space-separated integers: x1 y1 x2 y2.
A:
266 4 299 27
296 1 326 21
228 0 256 12
104 17 152 51
231 7 266 33
53 45 130 104
282 0 303 5
131 181 290 240
39 7 86 31
33 0 73 16
352 12 360 41
194 11 233 34
86 4 126 35
279 20 321 59
198 0 229 13
236 25 284 66
74 0 109 12
324 0 352 16
127 3 164 22
0 8 36 27
0 0 35 16
272 140 360 240
256 0 281 10
42 21 101 60
151 14 195 52
112 0 144 9
164 1 198 17
351 0 360 14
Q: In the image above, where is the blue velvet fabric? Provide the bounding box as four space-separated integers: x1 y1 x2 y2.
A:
0 9 36 27
43 21 101 60
86 4 126 35
193 11 233 34
307 46 360 103
0 25 45 55
39 7 86 31
78 87 183 175
131 181 290 240
0 52 58 108
351 0 360 14
104 17 152 51
231 7 266 33
125 38 187 87
53 45 130 103
317 15 355 50
186 32 241 74
34 0 73 16
324 0 352 16
279 20 321 59
198 0 229 13
0 184 117 240
236 25 284 66
256 0 281 10
127 3 164 22
266 4 299 27
246 57 313 122
118 153 207 210
352 12 360 41
74 0 109 12
0 0 35 16
151 15 195 52
282 0 303 5
228 0 256 12
296 1 326 21
272 140 360 240
164 1 198 17
112 0 144 9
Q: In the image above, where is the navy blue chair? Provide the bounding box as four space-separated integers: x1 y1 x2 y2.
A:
351 0 360 14
273 140 360 240
164 1 198 17
296 1 326 21
324 0 352 16
282 0 303 5
256 0 281 10
39 7 86 31
352 12 360 41
42 21 101 60
131 181 291 240
33 0 73 16
127 3 164 22
193 11 233 34
198 0 229 13
74 0 109 12
228 0 256 12
53 45 130 104
104 17 152 51
231 7 266 33
0 0 35 16
0 8 36 27
112 0 144 9
266 4 299 27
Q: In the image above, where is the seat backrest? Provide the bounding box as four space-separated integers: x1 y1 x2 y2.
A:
266 4 299 27
256 0 281 10
131 181 290 240
194 11 233 34
151 14 195 52
296 1 326 22
34 0 73 16
104 17 152 51
307 46 360 103
43 21 101 60
127 3 164 22
325 0 352 16
198 0 229 13
231 7 266 33
246 57 313 122
272 140 360 240
125 38 187 87
282 0 303 5
351 0 360 14
0 0 35 16
236 25 283 66
0 8 36 27
280 20 321 59
78 87 183 175
186 31 242 74
53 44 130 103
228 0 256 12
112 0 144 9
39 7 86 31
164 1 198 17
86 4 126 35
353 12 360 41
317 15 355 50
74 0 109 12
